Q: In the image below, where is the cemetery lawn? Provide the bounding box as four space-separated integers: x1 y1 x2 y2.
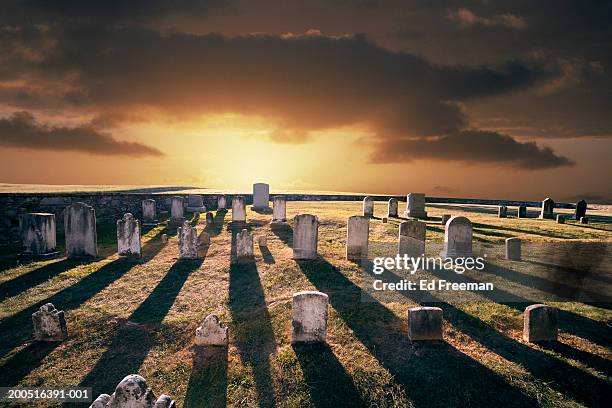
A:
0 201 610 407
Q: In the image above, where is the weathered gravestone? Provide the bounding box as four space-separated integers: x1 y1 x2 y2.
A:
346 216 369 261
387 198 398 217
178 221 198 259
293 214 318 260
195 314 228 346
186 194 206 212
141 199 157 225
19 213 57 257
65 202 97 259
117 213 141 257
169 196 185 226
217 195 227 212
362 196 374 218
272 196 287 223
539 198 555 219
258 235 267 246
517 206 527 218
408 307 443 341
405 193 427 218
32 303 68 341
291 291 329 343
523 304 558 342
253 183 270 210
236 229 254 261
556 214 565 224
498 205 507 218
440 216 473 258
90 374 175 408
574 200 587 220
398 219 426 259
505 237 521 261
230 196 247 228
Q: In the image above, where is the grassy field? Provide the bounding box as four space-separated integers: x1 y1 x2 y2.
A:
0 202 610 407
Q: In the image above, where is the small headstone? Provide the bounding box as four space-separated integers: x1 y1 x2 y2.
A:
556 214 565 224
382 217 388 223
230 196 247 226
574 199 587 220
404 193 427 219
505 237 521 261
195 314 228 346
217 196 227 212
199 232 210 246
161 234 168 244
236 229 254 260
362 196 374 218
498 205 507 218
272 196 287 223
19 213 57 256
440 216 473 258
253 183 270 210
32 303 68 341
580 217 588 224
65 202 97 259
117 213 141 257
441 214 451 225
258 235 267 246
407 307 443 341
387 198 398 217
539 198 555 219
178 221 198 259
523 304 558 342
141 199 158 225
292 214 318 260
291 291 328 343
398 219 426 259
346 216 369 261
170 196 185 226
205 211 214 224
186 194 206 212
100 374 176 408
517 206 527 218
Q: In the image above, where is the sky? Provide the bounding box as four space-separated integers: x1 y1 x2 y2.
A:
0 0 611 202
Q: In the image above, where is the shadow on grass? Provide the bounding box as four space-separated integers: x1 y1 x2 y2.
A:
184 345 228 408
292 342 365 408
271 223 293 247
260 244 275 264
79 256 204 396
296 258 539 408
0 342 61 387
0 259 79 302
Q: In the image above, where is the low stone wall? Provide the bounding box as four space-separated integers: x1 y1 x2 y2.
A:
0 192 575 245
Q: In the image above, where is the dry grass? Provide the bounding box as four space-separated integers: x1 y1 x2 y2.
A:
0 201 610 407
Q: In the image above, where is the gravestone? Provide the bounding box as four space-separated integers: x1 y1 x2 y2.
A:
441 214 451 225
517 206 527 218
408 307 443 341
178 221 198 259
580 217 588 224
217 196 227 212
195 314 228 346
574 200 587 220
230 196 247 227
236 229 254 261
32 303 68 341
186 194 206 212
405 193 427 218
539 198 555 219
382 217 388 223
19 213 57 257
272 196 287 223
498 206 507 218
96 374 175 408
523 304 558 342
362 196 374 218
161 234 168 244
258 235 267 246
141 199 157 225
346 216 369 261
65 202 97 259
398 220 426 259
117 213 141 257
387 198 398 218
291 291 328 343
253 183 270 210
170 196 185 226
205 211 214 224
293 214 318 260
440 216 473 258
556 214 565 224
90 394 111 408
505 237 521 261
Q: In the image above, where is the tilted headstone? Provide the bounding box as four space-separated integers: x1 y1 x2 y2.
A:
253 183 270 210
517 206 527 218
505 237 521 261
195 314 228 346
291 291 328 343
574 200 587 220
346 216 369 261
292 214 318 260
539 198 555 219
272 196 287 223
65 202 97 259
217 195 227 212
205 211 214 224
441 214 451 225
231 196 247 225
398 219 426 259
440 216 473 258
556 214 565 224
186 194 206 212
19 213 57 256
580 217 588 224
498 205 507 218
117 213 141 257
32 303 68 341
404 193 427 218
141 199 157 225
387 198 398 217
93 374 175 408
362 196 374 218
236 229 254 260
408 307 443 341
170 196 185 225
523 304 558 342
178 221 198 259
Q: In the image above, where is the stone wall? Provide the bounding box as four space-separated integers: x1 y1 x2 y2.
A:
0 192 575 245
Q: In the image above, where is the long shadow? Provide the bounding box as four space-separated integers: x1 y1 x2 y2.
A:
260 244 275 264
524 259 612 286
471 222 569 239
79 256 204 397
537 341 612 375
0 230 169 359
365 263 612 407
292 343 365 407
184 345 228 408
0 259 79 302
229 231 277 407
271 223 293 247
204 211 226 236
0 342 61 387
296 258 539 408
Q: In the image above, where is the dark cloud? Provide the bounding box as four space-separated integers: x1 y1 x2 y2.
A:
446 8 527 30
0 111 163 157
370 130 573 169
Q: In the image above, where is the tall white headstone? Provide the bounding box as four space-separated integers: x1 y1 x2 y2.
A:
170 196 185 225
293 214 318 260
65 202 97 259
253 183 270 210
346 216 369 261
231 196 247 226
141 199 157 225
272 196 287 223
217 195 227 212
19 213 57 256
440 216 473 258
387 198 398 218
117 213 141 257
178 220 198 259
